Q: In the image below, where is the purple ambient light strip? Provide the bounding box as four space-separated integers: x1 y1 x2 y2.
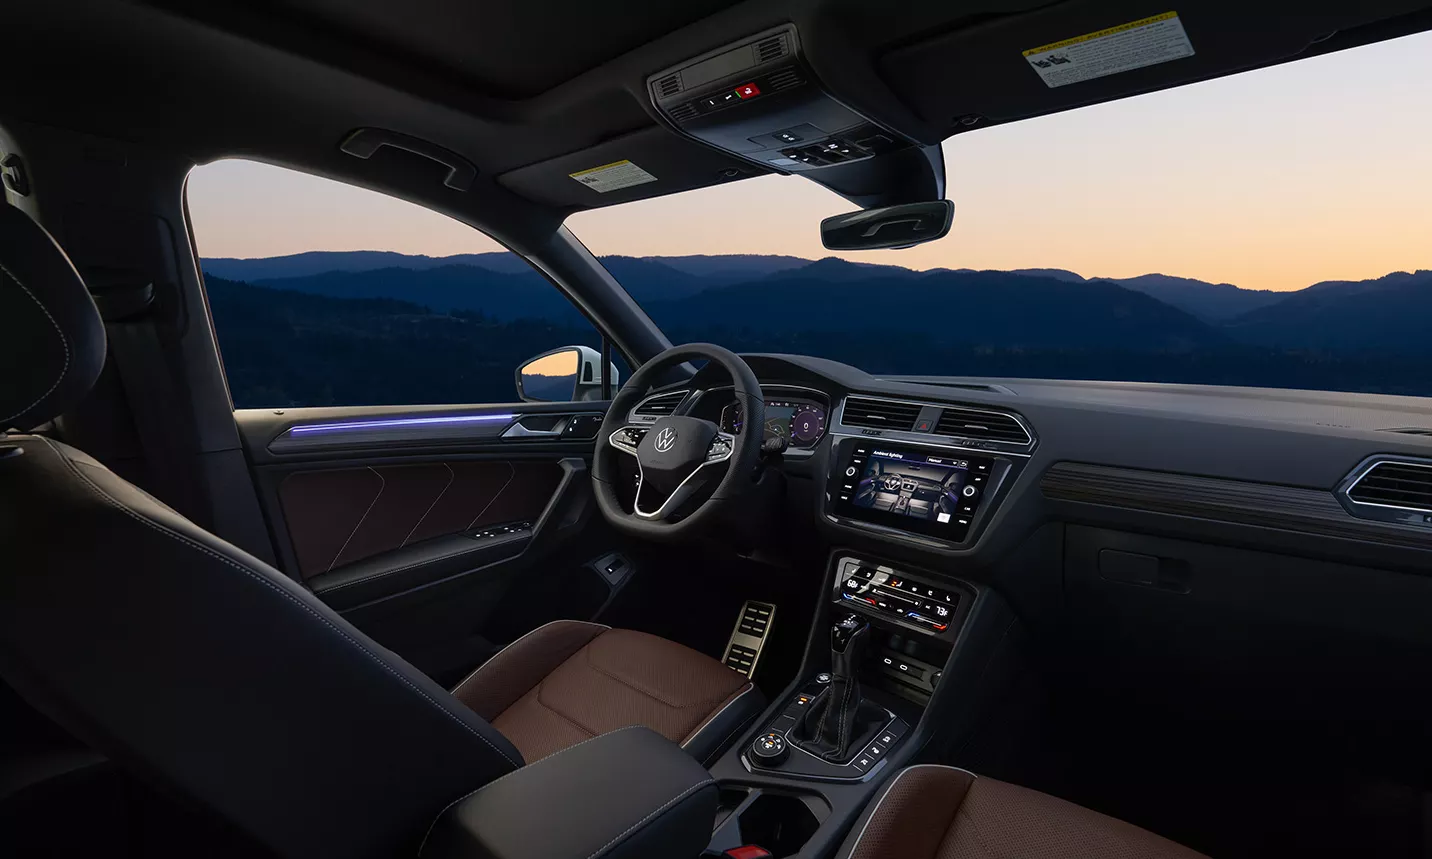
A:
288 413 517 435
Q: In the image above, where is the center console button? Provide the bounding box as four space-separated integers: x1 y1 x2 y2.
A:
751 731 789 767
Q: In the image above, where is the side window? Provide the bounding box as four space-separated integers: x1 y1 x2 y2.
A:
186 159 618 408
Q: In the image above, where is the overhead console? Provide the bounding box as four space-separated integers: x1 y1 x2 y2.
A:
646 25 914 173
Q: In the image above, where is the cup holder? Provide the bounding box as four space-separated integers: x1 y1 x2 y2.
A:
707 786 829 858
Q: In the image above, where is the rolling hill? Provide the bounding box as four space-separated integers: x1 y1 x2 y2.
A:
647 260 1227 351
1224 270 1432 351
199 251 1432 358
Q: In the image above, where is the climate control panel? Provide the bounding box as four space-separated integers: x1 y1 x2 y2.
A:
832 556 971 641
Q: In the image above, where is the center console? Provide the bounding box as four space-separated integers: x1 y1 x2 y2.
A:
703 548 1013 858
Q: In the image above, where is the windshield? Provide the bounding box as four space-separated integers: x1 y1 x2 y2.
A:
567 30 1432 397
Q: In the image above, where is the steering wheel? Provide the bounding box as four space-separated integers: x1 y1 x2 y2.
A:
592 344 764 540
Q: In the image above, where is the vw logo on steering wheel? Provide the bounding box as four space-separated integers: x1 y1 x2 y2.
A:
654 426 678 453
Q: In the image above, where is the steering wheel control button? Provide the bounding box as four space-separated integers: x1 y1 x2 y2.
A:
751 731 789 766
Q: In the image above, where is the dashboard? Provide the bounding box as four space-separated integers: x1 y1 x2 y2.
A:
625 354 1432 572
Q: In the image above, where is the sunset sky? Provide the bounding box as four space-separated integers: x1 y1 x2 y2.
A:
186 29 1432 294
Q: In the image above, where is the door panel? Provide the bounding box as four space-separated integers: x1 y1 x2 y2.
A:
233 402 612 679
277 460 563 578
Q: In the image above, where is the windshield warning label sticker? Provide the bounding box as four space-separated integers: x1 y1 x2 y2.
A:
1023 12 1194 89
568 160 658 193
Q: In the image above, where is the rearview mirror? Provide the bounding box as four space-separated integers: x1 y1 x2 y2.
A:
515 346 619 403
821 200 954 251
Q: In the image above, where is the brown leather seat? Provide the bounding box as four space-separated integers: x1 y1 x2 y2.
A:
837 765 1210 859
451 620 762 764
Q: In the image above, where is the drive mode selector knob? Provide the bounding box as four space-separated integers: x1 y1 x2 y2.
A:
751 731 789 766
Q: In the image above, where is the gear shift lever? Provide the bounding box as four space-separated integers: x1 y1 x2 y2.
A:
792 614 886 762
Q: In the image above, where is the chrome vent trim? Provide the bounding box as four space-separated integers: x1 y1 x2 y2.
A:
1346 458 1432 512
835 394 1035 451
841 397 921 431
935 406 1032 445
656 72 682 98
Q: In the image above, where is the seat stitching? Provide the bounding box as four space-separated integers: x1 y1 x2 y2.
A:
39 437 520 768
952 800 1001 858
584 645 737 710
0 264 71 425
587 779 717 859
679 683 755 747
529 682 603 738
450 620 609 699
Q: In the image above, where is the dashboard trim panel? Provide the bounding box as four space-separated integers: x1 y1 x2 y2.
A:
1044 462 1432 550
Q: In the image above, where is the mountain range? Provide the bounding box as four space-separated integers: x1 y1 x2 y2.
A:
200 251 1432 354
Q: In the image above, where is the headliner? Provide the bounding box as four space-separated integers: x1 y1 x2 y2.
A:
4 0 1431 229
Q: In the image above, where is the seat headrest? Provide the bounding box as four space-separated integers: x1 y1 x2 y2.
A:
0 204 105 431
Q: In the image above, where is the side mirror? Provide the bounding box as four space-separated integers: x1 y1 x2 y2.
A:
515 346 620 403
820 200 954 251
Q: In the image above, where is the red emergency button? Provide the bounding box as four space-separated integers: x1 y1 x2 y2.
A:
735 82 761 99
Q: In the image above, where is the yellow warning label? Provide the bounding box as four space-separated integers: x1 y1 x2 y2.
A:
568 159 658 193
1022 12 1193 89
1024 12 1181 56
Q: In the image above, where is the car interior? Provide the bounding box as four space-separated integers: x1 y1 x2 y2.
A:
6 2 1432 858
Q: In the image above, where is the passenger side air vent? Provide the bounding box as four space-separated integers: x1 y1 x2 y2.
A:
668 103 699 123
935 407 1032 445
656 72 683 98
841 397 921 431
755 34 789 65
632 391 687 420
1347 460 1432 511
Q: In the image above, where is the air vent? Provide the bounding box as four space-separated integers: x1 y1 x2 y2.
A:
755 34 789 65
668 102 699 123
765 68 804 92
841 397 921 431
935 407 1032 445
1383 427 1432 437
633 391 686 418
1348 460 1432 511
656 73 682 98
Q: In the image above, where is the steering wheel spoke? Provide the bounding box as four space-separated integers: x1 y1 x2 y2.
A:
609 426 647 457
705 431 735 463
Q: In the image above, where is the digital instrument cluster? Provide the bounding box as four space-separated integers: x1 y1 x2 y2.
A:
721 397 828 450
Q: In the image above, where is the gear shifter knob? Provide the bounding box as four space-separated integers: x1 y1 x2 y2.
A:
832 613 869 654
791 613 881 762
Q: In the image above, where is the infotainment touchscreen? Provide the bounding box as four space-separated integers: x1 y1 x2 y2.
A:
832 442 995 542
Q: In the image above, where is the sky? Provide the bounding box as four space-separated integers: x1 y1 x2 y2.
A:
186 29 1432 293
